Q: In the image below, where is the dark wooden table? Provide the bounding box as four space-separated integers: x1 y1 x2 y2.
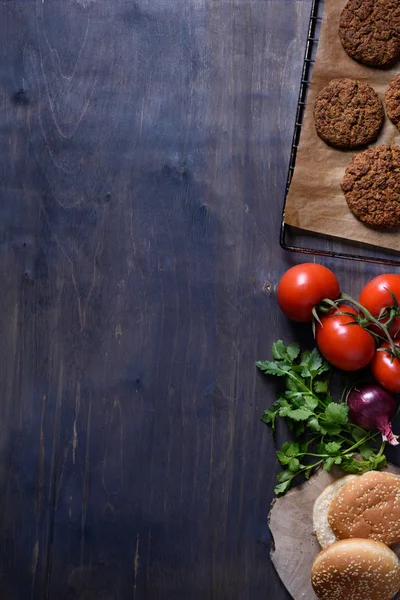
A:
0 1 393 598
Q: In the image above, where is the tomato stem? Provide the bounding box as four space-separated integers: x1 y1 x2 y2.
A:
318 292 397 354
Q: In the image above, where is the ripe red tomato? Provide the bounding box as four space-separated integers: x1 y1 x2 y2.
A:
315 305 376 371
277 263 340 322
371 341 400 393
359 274 400 337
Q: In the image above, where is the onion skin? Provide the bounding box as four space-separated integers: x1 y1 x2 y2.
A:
346 384 399 446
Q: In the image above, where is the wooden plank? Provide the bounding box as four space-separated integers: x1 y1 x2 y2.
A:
0 1 358 599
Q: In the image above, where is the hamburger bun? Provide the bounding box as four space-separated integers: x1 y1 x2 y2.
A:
313 474 357 548
311 538 400 600
329 471 400 546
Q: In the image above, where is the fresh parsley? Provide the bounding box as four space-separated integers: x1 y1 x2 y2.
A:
257 341 386 495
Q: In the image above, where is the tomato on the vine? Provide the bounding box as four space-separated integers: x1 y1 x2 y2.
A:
315 305 376 371
277 263 340 322
371 341 400 393
359 274 400 337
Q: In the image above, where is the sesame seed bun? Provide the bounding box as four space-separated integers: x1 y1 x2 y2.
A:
328 471 400 546
313 475 357 549
311 538 400 600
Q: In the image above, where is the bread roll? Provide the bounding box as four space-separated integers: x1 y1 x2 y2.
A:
311 538 400 600
329 471 400 546
313 474 357 548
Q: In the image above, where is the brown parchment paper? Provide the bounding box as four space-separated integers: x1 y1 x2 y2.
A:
285 0 400 252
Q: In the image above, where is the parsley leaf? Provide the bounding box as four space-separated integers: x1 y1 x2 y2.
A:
304 396 319 411
324 457 335 472
287 343 300 362
256 360 291 377
274 480 292 495
307 418 321 432
313 380 329 394
276 469 293 483
286 407 314 421
271 340 289 361
278 400 293 418
359 443 375 460
257 340 388 495
276 451 290 466
324 403 349 425
261 408 279 431
281 442 300 457
319 422 342 436
308 348 324 374
288 457 301 472
324 441 342 455
369 454 387 471
341 454 387 474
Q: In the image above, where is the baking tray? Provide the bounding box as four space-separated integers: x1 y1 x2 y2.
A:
280 0 400 267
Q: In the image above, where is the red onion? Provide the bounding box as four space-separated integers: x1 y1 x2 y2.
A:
346 383 399 446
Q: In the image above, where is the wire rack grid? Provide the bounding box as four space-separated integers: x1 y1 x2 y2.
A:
280 0 400 267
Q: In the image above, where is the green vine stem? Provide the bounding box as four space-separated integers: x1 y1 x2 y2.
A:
316 292 397 354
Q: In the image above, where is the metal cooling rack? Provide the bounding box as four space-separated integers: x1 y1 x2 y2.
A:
280 0 400 267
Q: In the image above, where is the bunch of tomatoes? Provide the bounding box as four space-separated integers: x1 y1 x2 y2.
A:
277 263 400 393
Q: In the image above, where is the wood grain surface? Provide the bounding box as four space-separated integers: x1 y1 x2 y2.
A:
1 1 398 599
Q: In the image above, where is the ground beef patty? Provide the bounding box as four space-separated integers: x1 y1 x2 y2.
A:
314 78 384 148
339 0 400 68
385 74 400 129
341 145 400 228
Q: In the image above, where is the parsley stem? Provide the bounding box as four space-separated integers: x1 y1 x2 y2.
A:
305 436 320 448
342 430 380 453
377 440 386 457
285 371 329 408
259 341 390 495
304 453 330 458
299 430 379 459
291 460 324 479
336 432 356 444
299 460 323 474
